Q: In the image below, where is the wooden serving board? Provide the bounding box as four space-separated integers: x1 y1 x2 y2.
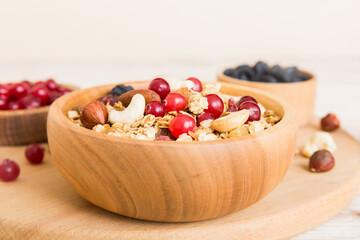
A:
1 122 360 240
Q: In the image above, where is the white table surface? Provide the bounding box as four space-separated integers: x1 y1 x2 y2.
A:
0 58 359 239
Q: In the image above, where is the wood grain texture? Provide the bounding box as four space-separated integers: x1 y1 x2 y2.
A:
0 84 78 146
0 121 359 239
47 81 298 222
217 69 317 126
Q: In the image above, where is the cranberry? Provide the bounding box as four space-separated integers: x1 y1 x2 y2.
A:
31 87 49 105
149 78 170 99
97 95 118 106
0 85 10 99
145 101 166 117
10 83 27 99
8 101 23 110
169 114 196 138
0 159 20 182
204 94 224 118
238 101 261 122
57 86 71 95
238 96 258 106
48 91 63 104
21 81 32 90
32 81 46 89
228 98 237 112
45 79 59 91
0 95 8 110
186 77 202 92
197 112 216 126
25 144 44 164
20 95 41 109
154 136 173 141
164 93 187 112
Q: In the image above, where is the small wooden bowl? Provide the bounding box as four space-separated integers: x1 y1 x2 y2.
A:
47 81 297 222
218 69 316 126
0 84 78 145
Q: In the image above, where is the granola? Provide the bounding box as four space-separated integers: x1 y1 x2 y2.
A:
68 76 282 141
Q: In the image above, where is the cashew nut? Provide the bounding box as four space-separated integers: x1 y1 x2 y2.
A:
211 109 250 133
109 94 145 125
301 131 337 158
153 74 194 91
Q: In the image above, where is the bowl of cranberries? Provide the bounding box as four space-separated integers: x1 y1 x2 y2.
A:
218 61 316 126
0 79 77 145
47 77 297 222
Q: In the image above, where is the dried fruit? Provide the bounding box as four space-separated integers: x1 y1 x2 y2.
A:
0 159 20 182
80 101 108 129
309 150 335 172
321 113 340 132
118 89 161 107
25 144 44 164
109 84 134 96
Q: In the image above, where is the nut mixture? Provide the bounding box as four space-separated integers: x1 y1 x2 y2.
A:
67 76 282 141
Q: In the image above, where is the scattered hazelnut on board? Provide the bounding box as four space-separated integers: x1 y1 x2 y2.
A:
80 101 108 129
321 113 340 132
309 149 335 172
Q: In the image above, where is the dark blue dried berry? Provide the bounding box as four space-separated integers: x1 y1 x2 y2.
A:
260 75 278 83
281 67 298 83
109 85 134 96
224 68 236 77
253 61 269 76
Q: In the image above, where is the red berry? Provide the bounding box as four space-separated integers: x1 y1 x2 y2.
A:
48 91 63 104
186 77 202 92
0 95 8 110
228 98 238 112
21 81 32 90
204 94 224 118
0 159 20 182
197 112 216 126
145 101 166 117
32 81 46 89
0 85 10 99
20 95 41 109
238 96 257 106
45 79 58 91
149 78 170 99
8 101 23 110
169 114 196 138
57 86 71 95
31 87 49 105
238 101 261 122
10 83 27 99
25 144 44 164
164 93 187 112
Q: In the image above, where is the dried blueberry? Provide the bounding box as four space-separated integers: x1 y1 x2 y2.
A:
224 68 236 77
260 75 278 83
281 67 298 83
109 84 134 96
253 61 269 76
235 65 254 80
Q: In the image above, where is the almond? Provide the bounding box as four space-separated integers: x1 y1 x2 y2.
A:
80 101 108 129
118 89 161 107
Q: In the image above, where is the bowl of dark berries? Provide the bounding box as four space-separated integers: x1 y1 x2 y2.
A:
0 79 77 145
218 61 316 126
47 76 297 222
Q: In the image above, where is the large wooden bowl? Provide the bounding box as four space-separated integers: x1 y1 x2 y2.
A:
0 84 78 145
47 81 298 222
218 69 316 126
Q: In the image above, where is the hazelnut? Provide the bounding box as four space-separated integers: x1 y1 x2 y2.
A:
309 149 335 173
80 101 108 129
321 113 340 132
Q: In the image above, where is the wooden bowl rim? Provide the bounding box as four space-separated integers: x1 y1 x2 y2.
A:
48 81 297 146
0 84 78 116
217 67 316 87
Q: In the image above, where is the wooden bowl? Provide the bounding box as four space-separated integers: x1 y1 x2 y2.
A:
218 69 316 126
0 84 78 145
47 81 298 222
